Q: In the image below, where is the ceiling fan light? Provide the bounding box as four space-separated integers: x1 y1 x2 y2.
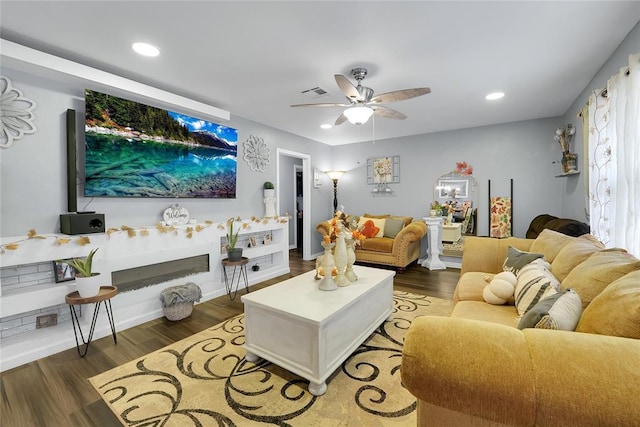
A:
343 106 373 125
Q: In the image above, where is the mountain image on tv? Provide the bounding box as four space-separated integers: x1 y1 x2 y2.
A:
84 89 238 198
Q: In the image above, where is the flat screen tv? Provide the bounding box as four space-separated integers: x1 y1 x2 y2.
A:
84 89 237 198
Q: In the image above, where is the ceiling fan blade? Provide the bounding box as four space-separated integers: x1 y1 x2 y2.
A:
335 74 360 101
335 113 348 125
370 87 431 104
371 105 407 120
290 102 352 108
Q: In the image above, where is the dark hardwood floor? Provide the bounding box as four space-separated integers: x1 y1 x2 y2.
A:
0 250 459 426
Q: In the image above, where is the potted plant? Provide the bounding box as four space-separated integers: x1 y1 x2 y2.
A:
263 181 275 198
226 218 243 261
68 248 102 298
430 201 442 217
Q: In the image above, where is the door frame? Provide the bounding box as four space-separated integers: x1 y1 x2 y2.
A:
276 148 312 260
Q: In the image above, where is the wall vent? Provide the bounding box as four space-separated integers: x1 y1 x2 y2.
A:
301 86 328 99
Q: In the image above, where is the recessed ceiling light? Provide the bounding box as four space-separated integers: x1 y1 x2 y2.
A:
320 124 332 129
485 92 505 100
132 42 160 57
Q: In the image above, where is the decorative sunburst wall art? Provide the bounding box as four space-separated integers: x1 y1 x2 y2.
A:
0 76 37 148
243 134 270 172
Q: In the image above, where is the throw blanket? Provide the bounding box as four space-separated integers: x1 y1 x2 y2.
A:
159 282 202 307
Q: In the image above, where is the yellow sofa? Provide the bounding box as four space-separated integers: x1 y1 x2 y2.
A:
401 230 640 426
316 214 427 272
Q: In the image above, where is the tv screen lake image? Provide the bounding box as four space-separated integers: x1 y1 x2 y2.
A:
84 132 237 198
83 89 238 198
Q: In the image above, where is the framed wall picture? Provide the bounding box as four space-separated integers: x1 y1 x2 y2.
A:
53 258 77 283
366 155 400 184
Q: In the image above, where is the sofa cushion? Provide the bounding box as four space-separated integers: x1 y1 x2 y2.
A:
359 237 394 253
514 259 560 316
550 234 604 282
562 249 640 308
390 215 413 227
455 272 495 302
451 301 520 327
503 246 544 275
517 289 582 331
576 270 640 339
383 217 406 238
529 229 576 262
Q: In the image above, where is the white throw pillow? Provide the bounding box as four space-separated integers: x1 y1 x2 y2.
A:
518 289 583 330
514 258 560 316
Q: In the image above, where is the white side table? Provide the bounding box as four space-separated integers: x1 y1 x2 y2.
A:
421 217 446 270
442 223 462 242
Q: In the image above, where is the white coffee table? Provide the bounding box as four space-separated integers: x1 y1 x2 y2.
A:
241 265 395 396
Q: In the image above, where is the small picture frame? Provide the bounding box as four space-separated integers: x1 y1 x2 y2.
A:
53 258 77 283
249 236 257 247
263 233 272 245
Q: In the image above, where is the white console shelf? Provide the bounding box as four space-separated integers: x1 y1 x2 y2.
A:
0 217 289 371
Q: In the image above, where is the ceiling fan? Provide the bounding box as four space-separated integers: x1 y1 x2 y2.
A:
291 67 431 125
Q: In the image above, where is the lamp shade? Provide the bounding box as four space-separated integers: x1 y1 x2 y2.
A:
343 106 373 125
326 171 345 181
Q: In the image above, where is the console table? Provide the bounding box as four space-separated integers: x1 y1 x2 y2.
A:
65 286 118 357
421 216 446 270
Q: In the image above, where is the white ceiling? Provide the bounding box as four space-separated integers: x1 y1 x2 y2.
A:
1 1 639 146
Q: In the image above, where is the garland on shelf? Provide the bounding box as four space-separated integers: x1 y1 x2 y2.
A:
0 215 290 254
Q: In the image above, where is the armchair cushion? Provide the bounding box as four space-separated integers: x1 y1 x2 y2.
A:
360 237 393 253
359 219 382 238
383 216 405 238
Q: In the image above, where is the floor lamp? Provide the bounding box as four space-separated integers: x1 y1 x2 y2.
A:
326 171 345 213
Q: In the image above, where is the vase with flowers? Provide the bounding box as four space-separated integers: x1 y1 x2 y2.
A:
555 124 577 173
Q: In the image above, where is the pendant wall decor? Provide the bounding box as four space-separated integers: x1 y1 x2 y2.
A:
0 76 37 148
243 134 270 172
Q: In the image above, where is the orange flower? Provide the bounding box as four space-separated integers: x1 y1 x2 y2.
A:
323 235 331 244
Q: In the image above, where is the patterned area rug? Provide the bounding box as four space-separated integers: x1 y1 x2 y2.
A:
90 291 454 426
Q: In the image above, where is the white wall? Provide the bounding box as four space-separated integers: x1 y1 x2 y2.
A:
331 117 560 238
0 66 332 245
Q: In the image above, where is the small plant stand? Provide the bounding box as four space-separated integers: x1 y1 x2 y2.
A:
222 257 249 300
65 286 118 357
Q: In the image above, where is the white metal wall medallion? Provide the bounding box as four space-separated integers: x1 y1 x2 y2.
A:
0 76 37 148
243 134 270 172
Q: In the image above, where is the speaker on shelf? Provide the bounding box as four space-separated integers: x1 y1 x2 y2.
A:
60 213 105 235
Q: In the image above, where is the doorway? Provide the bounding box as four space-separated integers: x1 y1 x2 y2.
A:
276 148 312 260
294 165 303 252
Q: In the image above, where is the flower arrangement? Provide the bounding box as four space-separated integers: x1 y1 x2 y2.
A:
324 211 366 245
430 201 442 210
554 124 576 153
455 161 473 176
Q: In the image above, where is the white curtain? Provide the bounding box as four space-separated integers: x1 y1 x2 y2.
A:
586 53 640 257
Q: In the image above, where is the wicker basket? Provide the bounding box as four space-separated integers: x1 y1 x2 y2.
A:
163 302 194 321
